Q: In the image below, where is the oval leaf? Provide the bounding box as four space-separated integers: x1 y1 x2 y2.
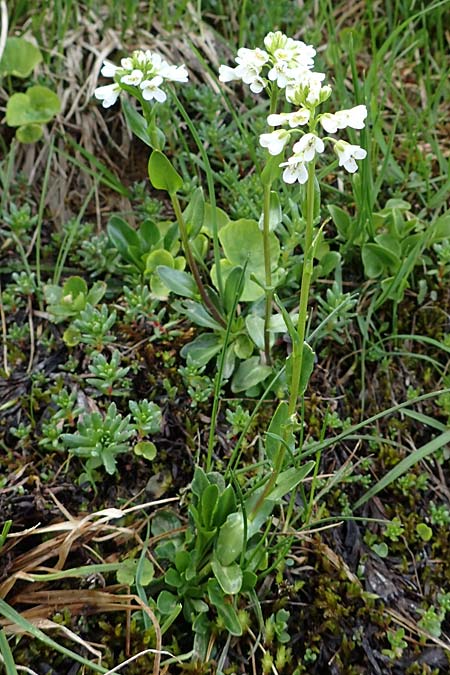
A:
148 151 183 194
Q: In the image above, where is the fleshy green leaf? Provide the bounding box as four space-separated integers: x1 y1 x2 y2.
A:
0 37 42 77
231 356 271 393
148 151 183 194
180 333 222 367
16 123 43 143
156 265 197 299
133 441 157 461
6 86 60 127
211 558 243 595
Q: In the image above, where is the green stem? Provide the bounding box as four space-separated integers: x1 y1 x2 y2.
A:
262 182 273 365
261 87 280 365
171 193 226 328
171 92 224 300
251 160 317 518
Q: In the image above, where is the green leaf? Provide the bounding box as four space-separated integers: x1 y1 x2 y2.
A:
117 558 154 586
6 86 60 127
211 558 243 595
148 151 183 194
260 153 283 186
145 248 174 276
184 187 205 238
217 219 280 301
328 204 351 239
122 98 152 147
0 37 42 77
299 342 315 396
201 484 219 529
139 218 161 250
266 402 290 465
259 191 282 232
180 333 223 367
416 523 433 542
354 430 450 510
215 512 245 566
362 242 400 278
207 580 242 636
268 461 316 501
224 265 245 314
245 315 265 350
173 300 222 330
157 590 180 615
220 218 280 276
231 356 271 393
213 485 237 527
107 216 144 270
86 281 107 306
16 123 43 143
234 334 254 360
133 441 157 461
156 265 197 299
431 211 450 241
241 570 258 592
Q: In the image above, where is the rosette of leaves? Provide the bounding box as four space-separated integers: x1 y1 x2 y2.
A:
107 213 186 298
60 402 135 483
1 37 61 143
44 276 106 345
330 199 450 304
155 461 315 657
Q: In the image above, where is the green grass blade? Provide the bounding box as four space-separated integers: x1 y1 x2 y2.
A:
0 599 107 673
0 629 18 675
353 430 450 510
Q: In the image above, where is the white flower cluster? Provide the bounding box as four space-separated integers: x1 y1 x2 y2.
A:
262 103 367 183
219 31 367 183
94 49 188 109
219 31 316 94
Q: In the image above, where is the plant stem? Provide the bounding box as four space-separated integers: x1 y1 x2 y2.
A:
261 87 279 365
171 92 224 300
171 193 226 328
262 182 273 365
251 160 317 517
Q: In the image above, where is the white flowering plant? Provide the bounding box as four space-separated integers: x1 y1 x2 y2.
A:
219 31 368 508
94 48 188 150
219 31 367 380
93 35 368 471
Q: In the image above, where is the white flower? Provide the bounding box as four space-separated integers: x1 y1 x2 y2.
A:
320 105 367 133
334 141 367 173
134 50 148 67
267 109 310 128
100 60 118 78
140 76 166 102
334 104 367 130
285 70 326 105
162 63 189 83
292 133 324 162
236 47 269 69
219 64 241 83
319 113 339 133
279 154 308 184
120 57 134 70
248 76 266 93
94 83 121 108
121 69 144 86
259 129 290 155
219 47 269 93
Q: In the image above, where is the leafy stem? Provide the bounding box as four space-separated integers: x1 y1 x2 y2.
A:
171 193 226 328
252 160 317 517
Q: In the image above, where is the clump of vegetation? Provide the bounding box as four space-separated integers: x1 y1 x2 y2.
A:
1 1 449 674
